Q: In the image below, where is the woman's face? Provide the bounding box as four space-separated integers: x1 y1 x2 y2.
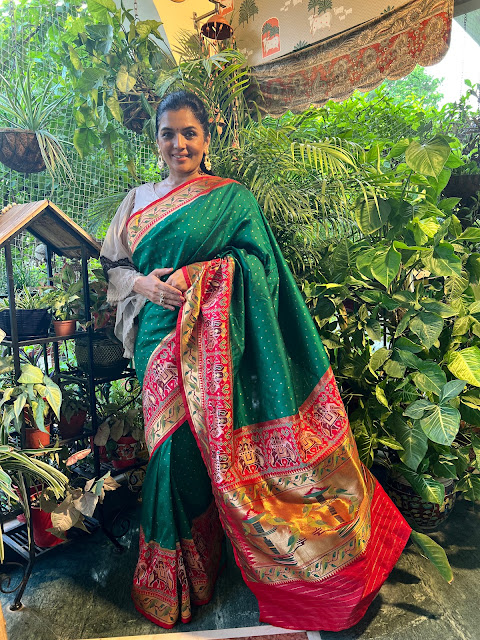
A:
157 107 210 177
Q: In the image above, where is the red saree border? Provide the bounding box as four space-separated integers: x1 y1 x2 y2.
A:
245 482 411 631
142 329 186 457
127 176 238 254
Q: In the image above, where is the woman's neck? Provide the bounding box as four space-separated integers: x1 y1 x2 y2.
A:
163 169 205 190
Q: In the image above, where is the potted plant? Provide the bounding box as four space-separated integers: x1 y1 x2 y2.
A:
75 269 129 378
0 63 73 179
302 135 480 532
0 287 52 340
94 379 144 469
1 361 62 448
42 263 82 337
58 387 88 440
62 2 173 160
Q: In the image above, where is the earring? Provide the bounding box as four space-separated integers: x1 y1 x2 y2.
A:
157 152 164 171
204 151 212 172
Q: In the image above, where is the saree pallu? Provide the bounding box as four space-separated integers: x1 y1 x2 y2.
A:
127 176 411 631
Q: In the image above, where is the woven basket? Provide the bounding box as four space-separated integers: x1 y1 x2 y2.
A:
0 128 45 173
0 308 51 340
75 334 129 378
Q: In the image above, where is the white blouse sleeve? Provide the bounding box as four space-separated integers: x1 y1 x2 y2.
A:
100 188 146 359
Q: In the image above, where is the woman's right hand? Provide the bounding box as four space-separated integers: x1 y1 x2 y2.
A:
133 268 185 310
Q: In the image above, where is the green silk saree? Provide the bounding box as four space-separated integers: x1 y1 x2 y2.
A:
127 176 411 631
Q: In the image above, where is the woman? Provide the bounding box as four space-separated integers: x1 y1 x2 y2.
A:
100 91 411 631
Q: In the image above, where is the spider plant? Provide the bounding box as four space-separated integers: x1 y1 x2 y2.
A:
0 64 74 180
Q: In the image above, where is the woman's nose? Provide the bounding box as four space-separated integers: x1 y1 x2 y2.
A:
173 134 186 148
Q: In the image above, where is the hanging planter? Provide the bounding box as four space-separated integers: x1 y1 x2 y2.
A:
117 91 158 135
0 128 45 173
444 173 480 200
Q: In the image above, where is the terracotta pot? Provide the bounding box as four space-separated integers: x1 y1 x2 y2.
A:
0 128 45 173
386 474 457 532
112 436 137 469
25 424 50 449
53 319 76 337
31 507 64 548
58 410 87 439
14 484 63 548
90 436 109 462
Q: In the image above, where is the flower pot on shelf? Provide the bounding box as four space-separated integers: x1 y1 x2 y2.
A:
385 474 457 532
14 485 63 548
112 436 137 469
0 128 45 173
74 333 129 378
53 319 76 337
25 424 51 449
0 308 50 340
58 410 87 439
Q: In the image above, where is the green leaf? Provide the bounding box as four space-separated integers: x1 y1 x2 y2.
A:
68 45 83 71
13 394 26 419
395 309 417 338
395 349 422 370
355 198 391 234
384 358 406 378
375 386 389 408
452 315 473 336
466 253 480 284
18 364 44 384
77 68 107 93
457 227 480 241
410 530 453 583
377 436 404 451
456 474 480 501
395 337 423 353
420 405 461 445
43 377 62 419
388 138 410 158
33 397 47 432
422 244 462 278
447 347 480 387
371 245 401 288
409 312 443 349
87 0 116 21
365 318 382 342
398 467 445 504
403 399 432 419
116 67 137 92
356 247 377 279
405 138 451 178
369 347 391 372
439 380 466 403
420 300 455 318
390 413 428 471
413 361 447 395
106 96 123 124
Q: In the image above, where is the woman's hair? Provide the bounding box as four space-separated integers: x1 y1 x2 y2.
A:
155 90 213 174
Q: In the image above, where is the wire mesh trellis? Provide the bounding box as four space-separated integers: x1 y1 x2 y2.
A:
0 0 155 294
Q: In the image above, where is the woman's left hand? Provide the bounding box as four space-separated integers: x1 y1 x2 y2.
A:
166 268 188 293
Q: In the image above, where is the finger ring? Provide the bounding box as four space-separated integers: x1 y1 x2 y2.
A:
159 291 165 305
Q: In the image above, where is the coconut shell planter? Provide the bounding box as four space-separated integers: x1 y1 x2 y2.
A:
0 128 45 173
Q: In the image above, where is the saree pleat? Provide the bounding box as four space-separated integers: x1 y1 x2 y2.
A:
128 176 411 631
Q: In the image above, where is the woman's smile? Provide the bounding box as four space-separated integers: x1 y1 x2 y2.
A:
157 107 210 180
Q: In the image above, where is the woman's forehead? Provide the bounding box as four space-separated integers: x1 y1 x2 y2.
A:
158 107 202 129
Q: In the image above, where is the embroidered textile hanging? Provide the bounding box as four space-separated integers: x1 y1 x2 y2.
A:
234 0 454 116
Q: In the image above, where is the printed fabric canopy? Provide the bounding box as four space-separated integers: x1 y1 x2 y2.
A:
228 0 454 115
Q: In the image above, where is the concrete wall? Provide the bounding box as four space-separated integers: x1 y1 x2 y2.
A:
152 0 212 56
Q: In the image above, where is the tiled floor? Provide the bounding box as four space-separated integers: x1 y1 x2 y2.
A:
1 489 480 640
